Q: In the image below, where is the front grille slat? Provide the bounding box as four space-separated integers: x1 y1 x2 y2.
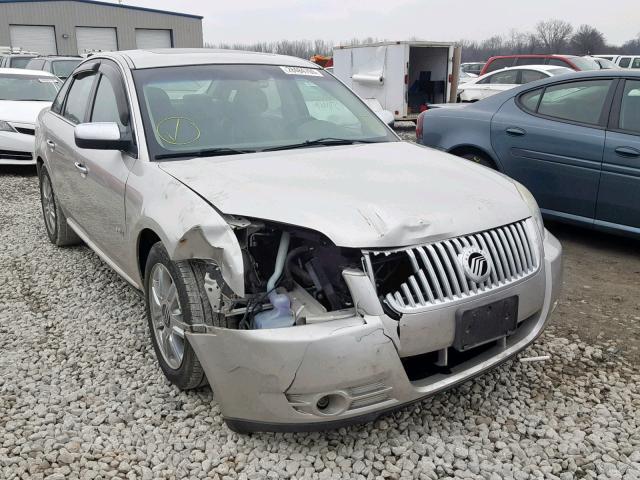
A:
444 241 469 295
515 223 533 270
474 234 499 285
366 219 540 314
503 226 523 274
482 231 506 282
426 244 453 299
416 246 444 301
435 243 461 297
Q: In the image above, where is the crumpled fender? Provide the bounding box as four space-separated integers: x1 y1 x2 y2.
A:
129 171 245 296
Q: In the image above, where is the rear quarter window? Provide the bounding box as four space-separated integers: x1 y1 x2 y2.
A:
519 88 543 112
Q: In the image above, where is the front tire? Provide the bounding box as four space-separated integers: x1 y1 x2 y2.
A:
144 242 211 390
39 167 81 246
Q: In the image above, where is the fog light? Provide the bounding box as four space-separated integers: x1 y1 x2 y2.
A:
316 396 330 410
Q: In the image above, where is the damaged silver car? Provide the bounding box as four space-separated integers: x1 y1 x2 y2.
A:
35 49 563 432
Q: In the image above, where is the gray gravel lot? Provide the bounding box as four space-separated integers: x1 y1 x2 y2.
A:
1 164 639 480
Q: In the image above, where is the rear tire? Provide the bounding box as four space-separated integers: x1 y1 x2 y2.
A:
460 152 496 169
144 242 215 390
39 167 81 246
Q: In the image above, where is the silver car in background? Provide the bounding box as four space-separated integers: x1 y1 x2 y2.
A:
35 49 562 432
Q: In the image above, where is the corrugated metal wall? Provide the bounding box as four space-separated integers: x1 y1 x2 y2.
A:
0 1 203 54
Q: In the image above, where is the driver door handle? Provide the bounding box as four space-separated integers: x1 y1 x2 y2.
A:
46 139 56 150
506 127 526 137
74 162 88 175
614 146 640 158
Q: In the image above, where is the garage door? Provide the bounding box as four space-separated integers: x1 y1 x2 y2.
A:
76 27 117 54
10 25 57 55
135 29 172 49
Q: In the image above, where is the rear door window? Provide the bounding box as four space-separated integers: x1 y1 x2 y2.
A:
520 70 547 84
536 79 613 125
479 70 518 85
631 58 640 69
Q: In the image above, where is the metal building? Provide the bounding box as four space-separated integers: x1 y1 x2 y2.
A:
0 0 203 56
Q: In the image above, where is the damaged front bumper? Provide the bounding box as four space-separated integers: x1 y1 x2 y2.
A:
186 231 562 433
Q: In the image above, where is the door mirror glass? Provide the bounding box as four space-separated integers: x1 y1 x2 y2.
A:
75 122 130 150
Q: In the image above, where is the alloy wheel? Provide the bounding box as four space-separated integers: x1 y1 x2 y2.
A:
41 174 57 235
149 263 185 370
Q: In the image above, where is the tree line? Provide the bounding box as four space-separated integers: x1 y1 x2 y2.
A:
460 20 640 62
206 20 639 62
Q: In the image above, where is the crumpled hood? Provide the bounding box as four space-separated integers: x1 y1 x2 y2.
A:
0 100 51 125
159 142 530 248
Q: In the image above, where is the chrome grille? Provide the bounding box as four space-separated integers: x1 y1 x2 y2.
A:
365 219 539 313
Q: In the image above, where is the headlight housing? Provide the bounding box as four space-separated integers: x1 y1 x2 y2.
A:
0 120 16 133
514 181 545 236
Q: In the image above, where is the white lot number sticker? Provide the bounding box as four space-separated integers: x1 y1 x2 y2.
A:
280 66 322 77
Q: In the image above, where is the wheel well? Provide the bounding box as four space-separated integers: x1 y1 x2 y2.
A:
138 229 161 282
36 157 44 176
448 146 499 169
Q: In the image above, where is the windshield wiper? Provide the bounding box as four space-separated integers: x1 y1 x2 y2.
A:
155 147 256 160
261 137 380 152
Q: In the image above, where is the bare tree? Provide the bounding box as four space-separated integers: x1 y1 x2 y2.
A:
536 19 574 53
571 25 606 55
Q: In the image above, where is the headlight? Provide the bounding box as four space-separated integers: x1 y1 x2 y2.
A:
0 120 16 133
514 181 545 236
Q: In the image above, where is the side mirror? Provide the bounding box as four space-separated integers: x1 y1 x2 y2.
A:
75 122 130 150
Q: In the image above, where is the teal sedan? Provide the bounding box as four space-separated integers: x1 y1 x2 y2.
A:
418 70 640 238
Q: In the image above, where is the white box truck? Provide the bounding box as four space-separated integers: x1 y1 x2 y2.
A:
333 41 460 122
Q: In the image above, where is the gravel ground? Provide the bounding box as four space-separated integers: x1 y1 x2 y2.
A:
1 165 639 480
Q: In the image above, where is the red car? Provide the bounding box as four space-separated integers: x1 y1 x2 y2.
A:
480 54 599 75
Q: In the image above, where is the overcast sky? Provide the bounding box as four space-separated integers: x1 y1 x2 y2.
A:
116 0 639 46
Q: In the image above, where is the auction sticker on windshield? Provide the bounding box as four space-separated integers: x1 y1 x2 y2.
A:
280 66 322 76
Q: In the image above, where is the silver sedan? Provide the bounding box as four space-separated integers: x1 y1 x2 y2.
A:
35 49 562 432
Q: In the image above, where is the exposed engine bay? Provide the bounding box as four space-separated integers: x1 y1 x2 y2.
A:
208 218 366 330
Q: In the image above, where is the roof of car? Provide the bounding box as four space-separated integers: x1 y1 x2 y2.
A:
491 65 572 73
97 49 320 70
0 67 56 76
35 56 82 61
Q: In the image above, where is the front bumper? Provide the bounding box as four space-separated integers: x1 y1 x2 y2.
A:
187 231 562 432
0 130 36 165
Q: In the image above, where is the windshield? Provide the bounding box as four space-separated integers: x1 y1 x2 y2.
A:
10 56 35 68
0 75 61 101
570 57 600 71
52 60 81 78
133 64 396 159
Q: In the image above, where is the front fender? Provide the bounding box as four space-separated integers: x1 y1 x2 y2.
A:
127 164 245 296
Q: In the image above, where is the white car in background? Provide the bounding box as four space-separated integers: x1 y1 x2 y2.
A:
457 65 573 102
616 56 640 69
458 70 478 84
0 68 61 165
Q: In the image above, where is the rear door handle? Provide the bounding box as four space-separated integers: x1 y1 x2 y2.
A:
74 162 88 175
614 146 640 158
506 127 526 137
46 139 56 150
